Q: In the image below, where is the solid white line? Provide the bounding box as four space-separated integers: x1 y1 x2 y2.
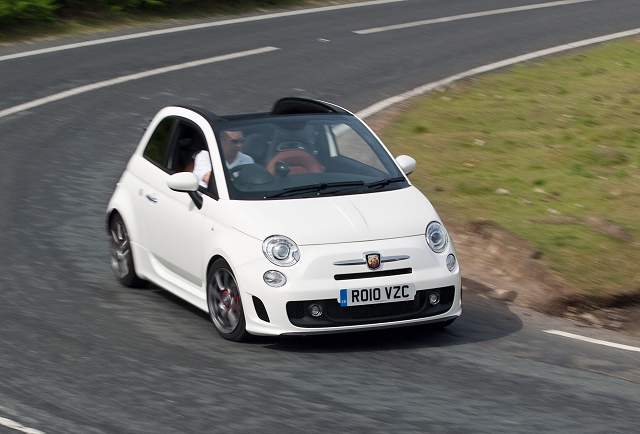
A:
0 416 46 434
544 330 640 353
0 46 278 119
356 27 640 119
0 0 406 63
355 0 595 35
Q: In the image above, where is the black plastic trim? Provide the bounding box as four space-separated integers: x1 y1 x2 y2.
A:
253 296 270 323
334 268 412 281
271 97 350 116
286 286 455 328
177 105 224 123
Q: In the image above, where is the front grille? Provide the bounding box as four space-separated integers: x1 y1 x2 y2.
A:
286 286 455 328
440 286 454 304
287 301 305 320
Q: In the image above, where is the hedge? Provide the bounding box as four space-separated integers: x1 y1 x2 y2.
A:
0 0 282 27
0 0 59 25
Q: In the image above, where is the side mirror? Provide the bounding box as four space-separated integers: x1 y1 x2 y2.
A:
167 172 202 209
167 172 199 192
396 155 417 176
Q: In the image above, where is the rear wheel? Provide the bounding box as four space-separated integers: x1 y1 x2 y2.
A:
109 213 144 288
207 259 249 342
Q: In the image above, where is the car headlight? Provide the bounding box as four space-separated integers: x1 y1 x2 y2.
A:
262 235 300 267
426 221 449 253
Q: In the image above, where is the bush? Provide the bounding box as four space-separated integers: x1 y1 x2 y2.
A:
0 0 58 24
0 0 296 35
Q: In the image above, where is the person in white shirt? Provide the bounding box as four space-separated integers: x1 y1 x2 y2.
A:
193 129 254 188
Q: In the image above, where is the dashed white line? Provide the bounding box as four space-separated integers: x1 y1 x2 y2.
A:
0 0 406 63
356 27 640 119
0 416 46 434
0 46 279 119
354 0 595 35
544 330 640 353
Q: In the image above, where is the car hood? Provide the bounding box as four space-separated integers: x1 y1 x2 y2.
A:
227 186 439 245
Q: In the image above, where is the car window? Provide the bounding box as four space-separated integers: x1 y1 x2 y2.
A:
143 117 176 167
169 121 208 173
169 120 218 198
330 124 388 173
213 114 408 200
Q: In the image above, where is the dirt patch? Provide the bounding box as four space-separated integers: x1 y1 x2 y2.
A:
529 214 634 244
447 218 640 338
584 216 633 243
449 218 568 312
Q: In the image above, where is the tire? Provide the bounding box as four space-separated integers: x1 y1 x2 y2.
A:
206 259 249 342
109 213 144 288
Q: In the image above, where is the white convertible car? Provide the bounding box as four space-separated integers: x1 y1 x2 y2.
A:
107 98 461 341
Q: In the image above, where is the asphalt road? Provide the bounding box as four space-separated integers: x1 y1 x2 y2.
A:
1 0 640 432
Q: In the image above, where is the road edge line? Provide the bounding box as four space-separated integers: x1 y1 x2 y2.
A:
0 416 46 434
356 27 640 119
544 330 640 352
354 0 594 35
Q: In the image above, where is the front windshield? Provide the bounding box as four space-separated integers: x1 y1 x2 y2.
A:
214 114 408 200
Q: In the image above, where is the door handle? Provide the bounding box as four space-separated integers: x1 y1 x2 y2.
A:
146 194 158 203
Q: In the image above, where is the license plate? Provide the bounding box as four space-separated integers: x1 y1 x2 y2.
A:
339 284 416 307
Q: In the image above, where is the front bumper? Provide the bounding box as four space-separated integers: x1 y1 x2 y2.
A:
234 235 461 336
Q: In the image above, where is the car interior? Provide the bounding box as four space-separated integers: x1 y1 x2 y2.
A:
145 98 406 199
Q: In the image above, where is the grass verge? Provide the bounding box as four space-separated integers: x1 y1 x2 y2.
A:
383 38 640 299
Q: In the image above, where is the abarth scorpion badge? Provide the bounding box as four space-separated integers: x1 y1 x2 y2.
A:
366 253 381 270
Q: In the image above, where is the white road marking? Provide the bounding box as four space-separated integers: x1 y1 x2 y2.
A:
0 0 406 63
356 27 640 119
544 330 640 353
0 416 46 434
355 0 595 35
0 46 278 119
4 27 640 121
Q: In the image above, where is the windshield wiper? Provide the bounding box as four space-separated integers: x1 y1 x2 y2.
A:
266 181 365 198
365 176 407 190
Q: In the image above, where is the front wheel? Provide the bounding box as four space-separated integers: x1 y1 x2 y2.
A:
207 259 249 342
109 213 144 288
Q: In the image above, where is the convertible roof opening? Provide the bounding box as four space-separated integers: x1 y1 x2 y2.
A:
179 98 352 125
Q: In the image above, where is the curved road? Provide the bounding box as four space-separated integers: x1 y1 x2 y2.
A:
1 0 640 432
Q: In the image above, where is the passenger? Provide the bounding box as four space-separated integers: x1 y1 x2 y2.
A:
192 150 213 188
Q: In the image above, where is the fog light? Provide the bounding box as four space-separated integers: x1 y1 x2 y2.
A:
446 254 457 272
428 292 440 305
309 304 323 317
263 270 286 287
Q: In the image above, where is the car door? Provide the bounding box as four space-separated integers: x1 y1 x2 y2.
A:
137 115 214 291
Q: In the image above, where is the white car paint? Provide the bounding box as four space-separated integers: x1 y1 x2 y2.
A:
227 186 438 245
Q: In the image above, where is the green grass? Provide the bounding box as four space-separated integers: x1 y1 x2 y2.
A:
383 38 640 298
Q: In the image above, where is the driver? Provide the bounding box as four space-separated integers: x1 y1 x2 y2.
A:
221 130 254 168
193 129 254 188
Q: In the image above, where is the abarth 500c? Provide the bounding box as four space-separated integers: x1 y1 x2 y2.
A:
107 97 461 341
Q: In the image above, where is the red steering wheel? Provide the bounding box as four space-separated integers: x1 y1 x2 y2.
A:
266 150 324 176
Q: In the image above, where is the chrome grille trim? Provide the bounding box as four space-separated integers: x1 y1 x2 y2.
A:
333 255 410 266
